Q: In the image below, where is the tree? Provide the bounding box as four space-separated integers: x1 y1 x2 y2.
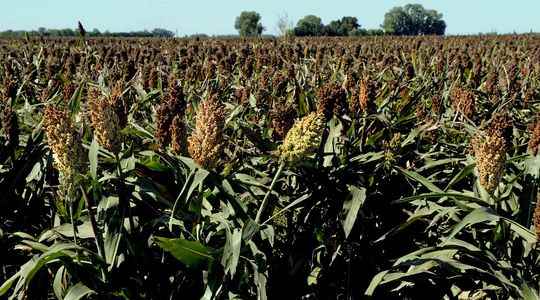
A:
382 4 446 35
294 15 324 37
235 11 264 37
325 16 360 36
151 28 175 38
276 12 293 37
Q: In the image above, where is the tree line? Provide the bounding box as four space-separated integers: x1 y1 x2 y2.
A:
0 27 175 38
0 4 445 39
236 3 446 37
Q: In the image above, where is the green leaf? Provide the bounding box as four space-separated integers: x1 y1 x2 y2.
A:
396 167 443 193
0 272 19 296
53 267 66 300
64 282 96 300
242 219 260 242
89 137 99 179
323 117 343 167
186 169 210 203
342 185 367 238
522 283 540 300
155 237 214 268
365 270 389 296
446 207 537 244
263 193 310 225
525 154 540 179
307 267 321 286
222 229 242 276
445 163 475 191
394 192 485 205
446 207 499 241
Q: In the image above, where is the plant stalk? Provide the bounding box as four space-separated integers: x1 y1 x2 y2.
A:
255 162 285 224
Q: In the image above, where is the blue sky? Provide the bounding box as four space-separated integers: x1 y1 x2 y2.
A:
2 0 539 35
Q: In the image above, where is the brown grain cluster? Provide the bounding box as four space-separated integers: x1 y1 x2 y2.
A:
187 95 226 169
43 106 86 199
486 112 513 149
1 103 19 150
451 87 475 119
270 102 297 140
528 116 540 156
354 76 376 114
316 83 347 121
88 87 123 153
155 80 186 153
534 196 540 242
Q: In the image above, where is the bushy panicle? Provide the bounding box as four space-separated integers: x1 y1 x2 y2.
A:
88 88 122 153
471 130 506 193
270 102 297 140
1 103 19 149
316 83 347 121
528 116 540 156
278 112 325 164
170 115 187 155
534 196 540 242
451 87 475 119
353 76 376 114
187 95 226 169
155 79 186 150
43 106 86 200
486 112 513 149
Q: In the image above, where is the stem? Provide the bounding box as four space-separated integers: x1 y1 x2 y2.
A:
80 186 107 281
80 186 105 259
255 162 285 224
115 153 135 233
68 201 78 245
169 169 195 231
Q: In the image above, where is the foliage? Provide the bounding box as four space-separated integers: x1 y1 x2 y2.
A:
235 11 265 37
0 27 175 38
382 4 446 35
294 15 325 37
0 34 540 299
325 16 360 36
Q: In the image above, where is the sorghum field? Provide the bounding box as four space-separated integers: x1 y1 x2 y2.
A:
1 35 540 299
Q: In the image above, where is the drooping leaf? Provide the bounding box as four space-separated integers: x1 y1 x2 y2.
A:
396 167 443 193
89 137 99 179
342 185 367 238
155 237 214 268
64 282 96 300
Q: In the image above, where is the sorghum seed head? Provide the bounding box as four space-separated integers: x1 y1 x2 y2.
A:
316 83 347 121
187 95 226 169
155 80 186 149
528 116 540 156
471 130 506 193
278 112 325 164
43 105 87 199
451 87 475 119
88 88 122 153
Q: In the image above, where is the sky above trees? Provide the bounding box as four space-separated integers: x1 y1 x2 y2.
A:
1 0 540 35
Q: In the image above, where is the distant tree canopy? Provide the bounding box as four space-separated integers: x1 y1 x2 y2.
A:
0 27 175 38
294 15 325 37
324 16 360 36
382 4 446 35
235 11 264 37
293 15 385 37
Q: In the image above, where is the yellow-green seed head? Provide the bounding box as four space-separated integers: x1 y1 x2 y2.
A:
278 112 325 164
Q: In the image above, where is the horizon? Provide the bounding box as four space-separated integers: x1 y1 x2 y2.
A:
2 1 540 36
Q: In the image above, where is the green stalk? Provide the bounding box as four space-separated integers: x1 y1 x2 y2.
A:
68 201 78 245
80 186 107 281
115 153 135 233
80 187 105 258
255 162 285 224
